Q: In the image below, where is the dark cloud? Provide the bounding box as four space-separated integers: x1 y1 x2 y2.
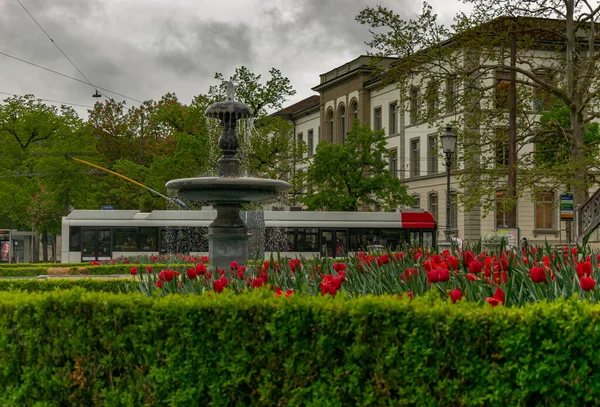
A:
0 0 454 116
152 18 253 77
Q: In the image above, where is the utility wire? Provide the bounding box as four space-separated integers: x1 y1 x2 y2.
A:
0 91 94 108
14 0 96 89
0 50 143 103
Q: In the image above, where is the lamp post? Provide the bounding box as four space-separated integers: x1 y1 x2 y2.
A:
440 126 457 244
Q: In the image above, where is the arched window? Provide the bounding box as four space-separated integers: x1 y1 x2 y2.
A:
326 109 334 142
352 100 358 120
412 194 420 209
338 105 346 143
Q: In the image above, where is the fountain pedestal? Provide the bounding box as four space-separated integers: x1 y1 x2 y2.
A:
208 203 248 270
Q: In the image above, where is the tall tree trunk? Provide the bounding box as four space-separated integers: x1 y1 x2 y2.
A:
51 235 56 263
41 230 48 262
570 109 588 207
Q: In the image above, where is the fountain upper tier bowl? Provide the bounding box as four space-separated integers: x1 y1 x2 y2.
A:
165 177 290 204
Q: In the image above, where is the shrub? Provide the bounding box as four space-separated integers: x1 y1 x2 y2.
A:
0 279 133 293
0 291 598 405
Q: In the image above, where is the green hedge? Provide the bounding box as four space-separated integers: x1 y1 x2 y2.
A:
0 278 134 293
0 264 190 277
0 291 599 406
0 262 89 268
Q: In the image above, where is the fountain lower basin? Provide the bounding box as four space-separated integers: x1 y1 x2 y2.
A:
166 177 290 204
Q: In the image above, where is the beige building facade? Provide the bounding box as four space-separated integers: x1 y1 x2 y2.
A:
282 52 589 246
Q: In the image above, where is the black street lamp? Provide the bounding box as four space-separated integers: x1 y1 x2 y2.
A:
440 126 457 244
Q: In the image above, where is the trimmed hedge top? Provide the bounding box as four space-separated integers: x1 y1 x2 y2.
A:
0 290 599 406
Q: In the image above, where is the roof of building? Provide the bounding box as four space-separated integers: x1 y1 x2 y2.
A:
276 95 320 116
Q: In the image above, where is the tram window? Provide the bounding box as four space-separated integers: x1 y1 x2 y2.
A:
423 231 434 248
409 231 421 245
140 227 158 251
114 228 139 251
349 229 369 252
293 228 319 252
69 227 81 251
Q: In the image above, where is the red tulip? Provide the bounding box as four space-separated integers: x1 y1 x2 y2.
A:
332 263 347 272
158 269 176 282
213 276 230 293
581 277 596 291
450 288 462 304
576 261 592 278
485 287 505 307
186 267 197 279
468 261 483 274
426 270 439 284
195 263 207 275
466 273 478 281
230 261 239 271
438 268 450 282
129 267 138 275
529 266 547 283
447 256 459 271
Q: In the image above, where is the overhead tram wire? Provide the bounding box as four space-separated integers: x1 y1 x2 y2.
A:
14 0 95 88
0 51 143 104
13 0 145 105
0 91 94 109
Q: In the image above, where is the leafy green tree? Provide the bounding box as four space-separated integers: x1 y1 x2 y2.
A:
86 67 301 210
303 123 412 211
357 1 600 210
0 95 97 259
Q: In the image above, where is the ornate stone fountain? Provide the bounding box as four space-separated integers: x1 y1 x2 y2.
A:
166 83 290 269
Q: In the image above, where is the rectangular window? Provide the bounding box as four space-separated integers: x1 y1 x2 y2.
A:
496 190 509 228
427 135 438 174
297 132 304 156
374 107 382 130
389 102 397 135
389 148 398 178
429 194 438 221
307 129 314 157
139 227 158 251
69 227 81 251
410 138 420 177
446 76 458 113
426 80 438 119
535 192 554 229
495 71 511 110
113 228 138 252
534 73 552 112
410 87 419 124
450 192 458 230
495 128 509 167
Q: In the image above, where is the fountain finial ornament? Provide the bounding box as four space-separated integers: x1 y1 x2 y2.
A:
226 81 235 101
165 81 290 270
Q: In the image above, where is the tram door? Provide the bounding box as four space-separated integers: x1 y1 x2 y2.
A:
320 229 347 257
81 228 112 261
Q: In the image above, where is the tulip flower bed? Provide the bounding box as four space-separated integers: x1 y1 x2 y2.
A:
130 245 600 306
1 289 600 406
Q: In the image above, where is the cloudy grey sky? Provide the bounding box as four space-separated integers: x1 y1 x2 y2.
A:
0 0 464 117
